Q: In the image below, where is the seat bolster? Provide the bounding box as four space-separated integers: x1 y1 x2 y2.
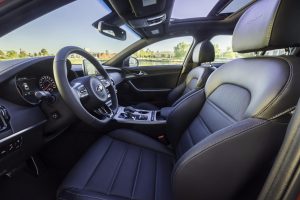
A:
167 83 186 105
184 66 214 94
166 89 206 147
108 129 173 156
59 188 128 200
172 118 287 200
57 136 114 194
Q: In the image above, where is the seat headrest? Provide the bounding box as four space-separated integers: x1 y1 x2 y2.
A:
192 40 215 65
233 0 300 53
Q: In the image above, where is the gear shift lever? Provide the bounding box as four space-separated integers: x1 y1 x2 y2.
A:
124 106 136 113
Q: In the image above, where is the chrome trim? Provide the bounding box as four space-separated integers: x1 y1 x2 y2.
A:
0 120 47 144
147 14 166 27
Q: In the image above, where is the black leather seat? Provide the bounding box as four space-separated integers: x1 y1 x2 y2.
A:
58 129 174 200
58 0 300 199
135 40 215 110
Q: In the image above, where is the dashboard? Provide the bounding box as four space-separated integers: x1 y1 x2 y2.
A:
11 58 75 105
0 56 125 174
16 75 57 104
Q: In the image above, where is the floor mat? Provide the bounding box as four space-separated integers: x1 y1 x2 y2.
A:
0 162 63 200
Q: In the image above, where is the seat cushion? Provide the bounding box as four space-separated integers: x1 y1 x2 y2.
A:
58 129 174 200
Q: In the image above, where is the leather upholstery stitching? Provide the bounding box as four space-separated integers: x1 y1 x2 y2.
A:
131 149 143 199
84 139 113 188
266 0 283 46
197 115 212 134
187 127 195 145
270 106 295 120
173 119 268 186
61 189 128 200
108 133 173 156
169 89 204 117
107 145 128 195
154 153 158 200
256 57 293 118
206 99 236 123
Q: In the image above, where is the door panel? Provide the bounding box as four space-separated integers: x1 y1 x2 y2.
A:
117 65 182 107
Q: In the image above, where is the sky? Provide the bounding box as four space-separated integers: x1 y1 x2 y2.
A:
0 0 233 54
0 0 140 54
172 0 219 19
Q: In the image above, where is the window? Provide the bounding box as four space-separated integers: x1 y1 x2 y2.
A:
0 0 140 63
171 0 255 20
220 0 254 14
211 35 287 63
211 35 254 63
132 36 194 67
171 0 219 19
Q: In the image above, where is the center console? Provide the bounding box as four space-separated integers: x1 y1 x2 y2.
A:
114 106 166 124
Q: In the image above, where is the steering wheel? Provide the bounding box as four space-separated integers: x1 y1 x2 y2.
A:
53 46 118 127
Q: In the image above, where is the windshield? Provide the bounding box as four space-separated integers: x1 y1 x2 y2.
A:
0 0 140 63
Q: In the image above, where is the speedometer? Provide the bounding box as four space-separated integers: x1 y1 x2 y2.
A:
39 76 57 92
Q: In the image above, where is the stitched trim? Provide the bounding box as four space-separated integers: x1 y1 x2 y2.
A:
131 149 143 199
173 119 267 186
170 89 204 116
266 0 283 46
270 106 295 120
61 189 119 200
256 57 293 118
154 153 158 200
206 99 236 123
107 144 128 194
61 188 133 200
265 1 281 46
172 88 204 107
108 132 173 157
84 139 113 188
186 127 195 145
197 115 212 134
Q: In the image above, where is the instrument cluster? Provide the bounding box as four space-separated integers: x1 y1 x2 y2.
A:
16 75 57 104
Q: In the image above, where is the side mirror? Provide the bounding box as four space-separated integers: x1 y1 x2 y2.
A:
123 57 139 67
98 21 126 41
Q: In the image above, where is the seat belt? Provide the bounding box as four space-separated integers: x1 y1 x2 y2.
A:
258 100 300 200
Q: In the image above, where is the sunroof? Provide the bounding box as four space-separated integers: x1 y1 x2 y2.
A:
171 0 219 19
220 0 253 14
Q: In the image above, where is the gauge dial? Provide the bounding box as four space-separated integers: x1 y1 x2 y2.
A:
39 76 56 92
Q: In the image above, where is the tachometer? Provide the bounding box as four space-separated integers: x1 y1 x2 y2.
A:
39 76 56 92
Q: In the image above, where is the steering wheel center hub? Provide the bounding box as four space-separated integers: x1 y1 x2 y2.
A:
90 77 108 102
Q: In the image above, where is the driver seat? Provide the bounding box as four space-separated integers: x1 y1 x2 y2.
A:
57 0 300 199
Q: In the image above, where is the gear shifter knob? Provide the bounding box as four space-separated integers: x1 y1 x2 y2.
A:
124 106 136 113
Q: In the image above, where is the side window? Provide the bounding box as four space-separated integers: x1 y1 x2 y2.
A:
131 36 193 67
211 35 255 63
211 35 287 63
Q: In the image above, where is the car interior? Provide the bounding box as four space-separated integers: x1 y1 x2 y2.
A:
1 0 300 199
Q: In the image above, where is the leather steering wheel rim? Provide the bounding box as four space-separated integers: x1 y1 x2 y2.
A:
53 46 118 127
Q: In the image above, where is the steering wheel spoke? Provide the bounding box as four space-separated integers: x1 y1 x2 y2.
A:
71 81 89 99
53 46 118 127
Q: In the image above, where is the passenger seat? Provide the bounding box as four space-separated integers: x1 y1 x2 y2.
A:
135 40 215 110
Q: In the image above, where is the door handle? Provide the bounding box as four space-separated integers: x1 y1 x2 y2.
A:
135 71 146 76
